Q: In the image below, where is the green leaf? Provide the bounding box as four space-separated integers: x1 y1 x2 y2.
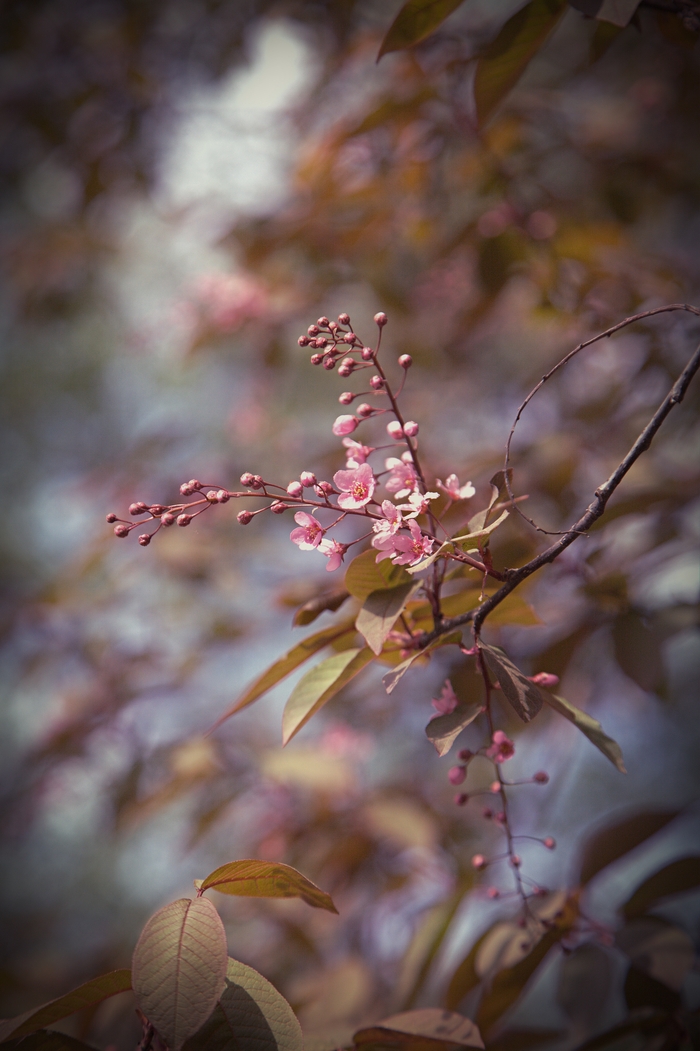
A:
622 856 700 920
541 693 625 773
293 589 350 627
480 645 543 723
345 548 412 602
0 1034 100 1051
354 1009 484 1050
0 970 132 1043
473 0 567 127
377 0 468 60
197 860 338 914
382 632 463 694
578 810 680 885
407 512 509 575
208 619 357 731
183 957 303 1051
132 897 228 1051
426 701 484 757
356 582 418 655
282 647 374 744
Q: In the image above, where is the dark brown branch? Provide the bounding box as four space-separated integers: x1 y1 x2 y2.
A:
417 333 700 646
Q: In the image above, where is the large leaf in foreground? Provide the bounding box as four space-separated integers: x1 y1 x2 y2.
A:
209 619 356 731
426 701 484 757
282 647 373 745
197 860 337 914
473 0 567 127
354 1008 483 1050
578 810 680 886
0 970 132 1043
541 693 625 773
377 0 468 60
132 898 228 1051
183 957 303 1051
622 856 700 920
480 645 543 722
0 1034 99 1051
356 582 417 655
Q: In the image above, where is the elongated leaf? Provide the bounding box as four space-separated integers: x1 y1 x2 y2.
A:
473 0 567 127
378 0 468 59
197 860 337 914
383 632 462 694
613 611 665 695
293 589 350 627
444 926 493 1011
209 619 356 731
356 582 418 655
0 1034 99 1051
475 926 565 1034
622 856 700 920
578 810 680 885
480 645 543 722
541 693 625 773
183 957 303 1051
354 1009 483 1050
132 897 228 1051
345 549 412 602
426 701 484 757
617 916 694 994
0 970 132 1043
282 647 374 745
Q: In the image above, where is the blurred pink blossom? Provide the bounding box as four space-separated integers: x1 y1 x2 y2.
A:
385 457 418 499
430 680 458 718
191 271 268 332
436 474 475 501
486 730 515 763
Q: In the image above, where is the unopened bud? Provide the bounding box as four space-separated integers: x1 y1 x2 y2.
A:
300 471 317 487
322 355 336 370
544 837 556 850
338 364 352 377
398 354 412 368
495 811 506 824
332 414 358 436
298 335 310 346
490 781 501 794
129 501 148 516
386 421 404 439
114 524 129 538
315 336 328 349
472 854 486 870
458 749 473 761
403 421 419 437
310 353 324 365
237 510 253 524
149 505 165 516
177 514 192 527
343 332 357 344
530 672 560 689
454 792 469 806
308 325 320 336
206 490 218 502
138 534 151 546
240 472 255 487
510 855 522 867
361 346 373 360
448 766 466 786
317 316 330 327
286 481 303 498
356 403 373 418
270 501 289 514
487 887 500 899
482 807 493 819
161 513 175 526
328 321 338 332
533 771 549 784
338 313 350 325
318 481 333 494
338 391 354 405
369 375 384 389
216 490 230 503
188 479 201 490
106 513 117 523
251 475 264 490
180 482 194 496
340 357 354 369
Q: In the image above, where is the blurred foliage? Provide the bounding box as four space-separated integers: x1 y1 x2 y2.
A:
0 1 699 1049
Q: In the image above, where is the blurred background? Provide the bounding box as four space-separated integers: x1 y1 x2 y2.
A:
0 1 699 1047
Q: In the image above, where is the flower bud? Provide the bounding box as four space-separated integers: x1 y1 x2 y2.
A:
510 855 522 867
318 481 333 494
300 471 317 487
530 672 560 689
188 479 202 490
216 490 230 503
106 513 117 523
298 335 310 346
270 501 289 514
180 482 194 496
237 510 253 524
369 375 384 389
403 421 419 437
114 524 129 538
487 887 500 899
149 505 165 516
386 421 404 439
338 364 352 377
533 771 549 784
161 513 175 526
206 490 219 502
338 313 350 325
340 357 354 369
177 514 192 526
544 837 556 850
338 391 354 405
448 766 466 786
328 321 338 332
129 501 148 516
472 854 486 870
322 355 336 370
138 534 151 546
317 316 330 327
308 324 320 336
490 780 501 794
398 354 412 368
361 346 373 360
374 311 388 327
315 336 328 348
495 811 506 824
310 353 324 365
356 403 373 417
332 414 358 436
240 472 255 486
343 332 357 344
458 749 473 761
454 793 469 806
482 807 493 819
286 481 303 498
251 475 264 489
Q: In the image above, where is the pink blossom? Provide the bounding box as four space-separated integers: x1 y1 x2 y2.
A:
319 537 346 572
191 272 268 332
372 500 403 543
436 474 476 501
333 463 375 510
398 491 439 519
374 519 435 566
486 730 515 763
386 421 404 439
430 680 458 718
343 437 375 467
529 672 559 689
332 414 359 436
448 766 466 785
290 512 324 551
384 457 418 499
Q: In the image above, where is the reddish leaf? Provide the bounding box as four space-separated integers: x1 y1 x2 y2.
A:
354 1008 483 1050
377 0 468 60
0 971 132 1043
197 859 338 914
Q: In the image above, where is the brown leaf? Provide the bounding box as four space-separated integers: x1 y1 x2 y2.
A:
480 645 543 722
197 859 338 914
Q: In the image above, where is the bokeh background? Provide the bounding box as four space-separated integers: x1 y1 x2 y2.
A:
1 1 699 1047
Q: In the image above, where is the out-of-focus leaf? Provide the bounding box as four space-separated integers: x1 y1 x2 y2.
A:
485 592 541 627
480 645 543 722
345 549 412 602
383 632 463 694
261 748 357 793
484 1032 564 1051
595 0 641 28
622 856 700 919
557 943 615 1025
282 647 374 745
444 927 490 1011
197 859 338 914
131 897 228 1051
426 701 484 756
578 811 680 885
569 1011 670 1051
541 693 625 772
363 797 437 851
209 619 357 730
396 888 471 1011
623 966 680 1013
356 582 418 655
409 513 509 575
589 19 624 62
0 970 132 1042
377 0 468 60
613 612 665 695
475 926 566 1035
473 0 567 127
475 893 571 980
616 917 694 993
354 1009 484 1050
0 1033 99 1051
655 9 700 49
183 957 303 1051
293 589 350 626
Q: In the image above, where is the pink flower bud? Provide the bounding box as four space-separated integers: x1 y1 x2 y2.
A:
339 391 354 405
149 505 165 515
161 513 175 526
300 471 317 487
448 766 466 785
216 490 230 503
338 364 352 377
374 312 388 327
322 356 336 370
495 811 506 824
311 353 323 365
251 475 264 490
129 501 148 516
318 481 333 494
344 332 357 344
472 854 486 870
180 482 194 496
328 321 338 332
340 357 354 369
490 781 501 794
458 749 473 761
533 771 549 784
240 472 255 486
386 421 404 439
315 336 328 349
308 324 320 336
403 421 419 437
138 534 151 546
487 887 500 899
482 807 493 819
332 414 359 436
361 346 373 360
338 312 350 325
206 490 218 502
530 672 560 689
510 855 522 867
189 479 202 490
286 481 303 498
237 510 253 524
317 316 330 327
356 403 373 417
106 513 117 523
544 837 556 850
369 375 384 389
398 354 412 368
177 514 192 526
270 501 288 514
454 792 469 806
114 524 129 538
298 335 310 346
